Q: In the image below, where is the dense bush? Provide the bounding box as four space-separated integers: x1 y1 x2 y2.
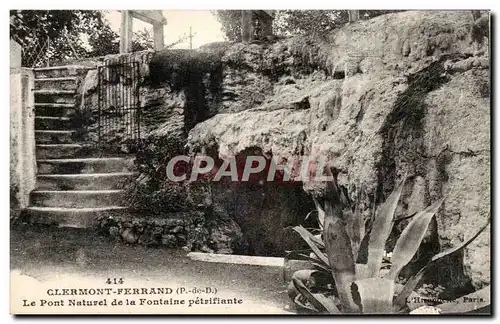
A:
125 135 192 215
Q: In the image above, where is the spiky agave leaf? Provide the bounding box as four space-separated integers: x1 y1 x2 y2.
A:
393 218 490 311
293 225 329 266
385 198 444 281
365 175 406 278
339 185 353 211
434 285 490 314
288 269 318 302
323 200 358 312
285 250 327 268
287 269 320 312
354 188 368 243
295 222 326 249
285 251 331 274
312 197 325 229
304 209 316 222
292 273 341 313
349 200 364 262
344 208 355 252
343 188 361 258
356 217 373 265
352 278 395 314
293 294 320 312
307 256 332 273
355 264 371 280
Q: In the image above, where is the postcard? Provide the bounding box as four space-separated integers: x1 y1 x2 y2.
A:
10 9 491 315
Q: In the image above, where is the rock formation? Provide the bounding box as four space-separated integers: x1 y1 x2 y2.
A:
186 11 490 292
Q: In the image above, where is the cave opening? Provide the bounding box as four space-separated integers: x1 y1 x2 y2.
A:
207 147 317 257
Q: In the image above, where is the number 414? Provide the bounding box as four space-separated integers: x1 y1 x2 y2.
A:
106 278 124 284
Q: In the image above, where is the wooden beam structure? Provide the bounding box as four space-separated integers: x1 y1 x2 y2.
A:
241 10 276 43
120 11 134 54
129 10 167 25
120 10 167 53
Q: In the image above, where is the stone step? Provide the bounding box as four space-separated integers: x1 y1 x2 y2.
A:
34 89 76 95
187 252 285 267
35 103 76 117
36 144 94 159
35 130 76 144
35 173 136 190
34 65 90 79
35 116 73 130
37 157 134 175
30 190 125 208
23 206 127 228
35 77 78 91
34 91 76 105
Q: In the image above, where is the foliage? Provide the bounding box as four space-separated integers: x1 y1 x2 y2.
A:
11 10 95 64
131 28 155 52
213 10 405 41
10 10 155 66
125 136 189 214
287 173 490 314
86 25 155 56
212 10 243 42
275 10 403 37
85 23 120 57
149 49 222 88
273 10 347 37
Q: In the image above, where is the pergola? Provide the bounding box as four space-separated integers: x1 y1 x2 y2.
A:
120 10 167 53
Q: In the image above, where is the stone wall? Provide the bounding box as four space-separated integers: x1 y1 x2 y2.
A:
77 51 164 150
10 40 36 219
78 48 224 149
74 49 244 254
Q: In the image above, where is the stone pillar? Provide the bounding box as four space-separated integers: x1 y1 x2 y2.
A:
153 23 165 50
260 13 273 37
10 39 21 71
241 10 253 43
120 10 133 53
348 10 360 22
10 40 36 216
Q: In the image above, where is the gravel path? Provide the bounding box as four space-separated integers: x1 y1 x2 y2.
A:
10 224 292 314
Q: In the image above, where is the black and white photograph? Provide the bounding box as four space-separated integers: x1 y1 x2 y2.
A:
8 8 491 315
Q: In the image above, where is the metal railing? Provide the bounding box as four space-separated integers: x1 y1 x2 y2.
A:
14 34 50 68
97 58 141 148
15 31 81 68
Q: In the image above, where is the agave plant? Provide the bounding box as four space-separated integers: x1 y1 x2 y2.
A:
287 174 490 314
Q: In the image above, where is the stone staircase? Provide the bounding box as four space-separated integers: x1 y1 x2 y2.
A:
24 66 136 228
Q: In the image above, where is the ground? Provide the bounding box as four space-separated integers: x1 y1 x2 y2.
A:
10 224 291 314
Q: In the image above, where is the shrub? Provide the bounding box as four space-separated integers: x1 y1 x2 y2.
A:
124 135 190 214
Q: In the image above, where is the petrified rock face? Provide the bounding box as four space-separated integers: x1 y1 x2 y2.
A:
188 11 490 291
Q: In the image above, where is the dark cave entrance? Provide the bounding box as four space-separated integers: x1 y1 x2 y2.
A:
208 147 317 257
